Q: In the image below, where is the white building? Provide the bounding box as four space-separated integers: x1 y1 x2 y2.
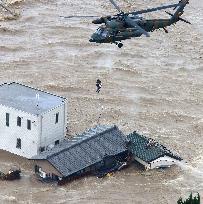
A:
0 82 67 158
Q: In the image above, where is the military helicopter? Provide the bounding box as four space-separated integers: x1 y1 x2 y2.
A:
62 0 190 48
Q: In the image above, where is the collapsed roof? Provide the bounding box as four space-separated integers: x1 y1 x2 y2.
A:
127 131 182 163
31 125 128 177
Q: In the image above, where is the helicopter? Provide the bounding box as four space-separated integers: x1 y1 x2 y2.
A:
62 0 190 48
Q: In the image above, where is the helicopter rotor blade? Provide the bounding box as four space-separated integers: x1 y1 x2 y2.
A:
125 16 150 37
60 15 99 19
109 0 122 13
128 3 181 16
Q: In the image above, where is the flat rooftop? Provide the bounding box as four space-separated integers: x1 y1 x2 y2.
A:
0 82 66 115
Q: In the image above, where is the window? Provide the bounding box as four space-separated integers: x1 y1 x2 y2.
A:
34 165 40 173
6 113 9 127
101 30 108 37
16 138 21 149
55 113 59 124
17 116 21 127
95 28 102 34
55 140 59 145
27 120 31 130
95 28 109 37
39 147 45 152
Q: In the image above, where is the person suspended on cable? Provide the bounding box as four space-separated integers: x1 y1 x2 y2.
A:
96 79 102 93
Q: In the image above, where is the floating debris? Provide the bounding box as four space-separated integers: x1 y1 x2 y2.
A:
0 0 20 20
0 168 21 181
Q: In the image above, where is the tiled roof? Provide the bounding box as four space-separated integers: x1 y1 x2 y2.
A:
127 131 182 163
0 82 65 115
31 125 127 177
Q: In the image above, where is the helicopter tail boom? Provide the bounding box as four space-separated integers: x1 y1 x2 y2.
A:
170 0 189 23
166 11 191 24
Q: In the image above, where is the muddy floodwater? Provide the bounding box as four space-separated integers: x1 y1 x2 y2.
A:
0 0 203 203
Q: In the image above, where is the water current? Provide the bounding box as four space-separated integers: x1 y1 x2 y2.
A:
0 0 202 203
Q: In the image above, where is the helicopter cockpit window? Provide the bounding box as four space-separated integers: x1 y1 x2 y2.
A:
101 30 108 37
95 28 103 35
95 28 108 37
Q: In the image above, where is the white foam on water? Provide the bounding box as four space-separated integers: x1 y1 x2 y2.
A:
97 55 113 70
0 0 202 203
176 159 203 179
0 195 17 201
166 157 203 191
96 46 117 71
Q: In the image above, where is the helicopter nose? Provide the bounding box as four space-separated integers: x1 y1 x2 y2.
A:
89 33 100 42
89 38 94 42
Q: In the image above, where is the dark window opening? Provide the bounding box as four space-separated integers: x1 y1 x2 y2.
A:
6 113 9 127
35 165 40 173
17 116 21 127
27 120 31 130
52 174 59 181
40 147 45 152
16 138 21 149
55 140 59 145
55 113 59 124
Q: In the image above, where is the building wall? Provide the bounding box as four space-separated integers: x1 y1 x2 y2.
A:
64 99 68 135
0 105 39 158
133 156 150 170
39 102 67 150
32 160 62 177
150 156 180 169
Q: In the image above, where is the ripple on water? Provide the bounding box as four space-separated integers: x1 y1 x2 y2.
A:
166 157 203 192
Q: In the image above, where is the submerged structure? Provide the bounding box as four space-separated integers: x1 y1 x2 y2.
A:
30 125 128 184
127 131 182 170
0 168 21 181
0 82 67 158
0 82 183 183
30 126 183 184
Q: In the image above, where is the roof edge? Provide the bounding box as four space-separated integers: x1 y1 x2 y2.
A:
46 125 119 160
48 149 128 177
42 103 66 115
0 82 66 100
0 103 39 116
127 131 183 162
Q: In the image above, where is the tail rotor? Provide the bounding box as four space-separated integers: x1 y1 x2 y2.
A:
166 11 191 24
170 0 190 23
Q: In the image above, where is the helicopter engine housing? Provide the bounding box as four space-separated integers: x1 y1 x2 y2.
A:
92 18 105 24
106 19 124 29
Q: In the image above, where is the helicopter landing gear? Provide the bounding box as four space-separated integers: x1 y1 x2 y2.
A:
118 43 123 48
114 42 123 48
163 27 168 33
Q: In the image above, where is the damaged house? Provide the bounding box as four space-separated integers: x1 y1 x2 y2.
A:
127 131 182 170
30 125 128 184
0 82 184 185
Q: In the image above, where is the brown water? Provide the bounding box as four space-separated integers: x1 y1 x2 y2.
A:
0 0 203 203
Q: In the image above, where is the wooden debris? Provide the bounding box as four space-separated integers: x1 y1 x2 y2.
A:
0 1 20 20
0 169 21 181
